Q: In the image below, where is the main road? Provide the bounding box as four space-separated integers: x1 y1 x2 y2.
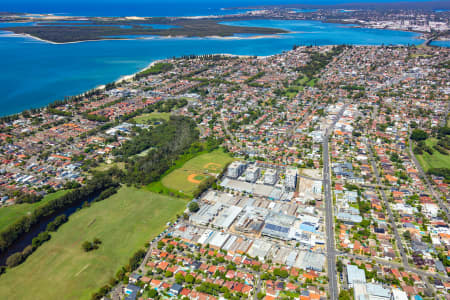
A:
323 103 348 300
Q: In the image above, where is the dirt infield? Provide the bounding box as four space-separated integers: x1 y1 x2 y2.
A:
187 173 204 184
204 162 222 171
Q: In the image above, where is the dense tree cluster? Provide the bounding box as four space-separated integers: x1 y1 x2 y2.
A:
116 116 199 186
296 45 345 78
135 62 173 79
410 129 428 141
15 193 43 204
46 215 68 232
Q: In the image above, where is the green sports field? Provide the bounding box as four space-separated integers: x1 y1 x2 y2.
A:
161 148 234 196
133 112 171 124
0 189 70 232
416 138 450 172
0 186 187 300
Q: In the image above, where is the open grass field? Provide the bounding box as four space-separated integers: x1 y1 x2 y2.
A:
133 112 171 124
416 138 450 172
0 189 70 232
307 78 317 87
92 161 125 172
0 186 187 300
160 148 234 196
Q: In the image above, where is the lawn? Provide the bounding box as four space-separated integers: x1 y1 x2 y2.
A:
133 112 171 124
416 138 450 172
307 78 317 87
0 189 70 232
92 161 125 172
160 148 234 196
0 186 187 300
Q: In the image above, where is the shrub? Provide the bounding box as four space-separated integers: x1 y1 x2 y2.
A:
82 241 94 252
6 252 24 267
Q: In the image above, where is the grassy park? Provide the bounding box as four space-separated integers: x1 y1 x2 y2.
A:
133 112 171 124
151 148 234 197
0 186 187 300
0 189 70 231
416 138 450 172
161 148 234 196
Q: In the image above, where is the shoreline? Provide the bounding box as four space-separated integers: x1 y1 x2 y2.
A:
0 16 446 118
13 32 284 44
56 53 263 103
22 33 132 44
2 18 431 45
0 52 269 119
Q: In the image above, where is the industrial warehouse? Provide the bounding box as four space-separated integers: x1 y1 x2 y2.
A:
173 161 326 273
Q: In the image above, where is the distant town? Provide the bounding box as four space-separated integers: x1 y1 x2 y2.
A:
0 29 449 300
0 6 449 43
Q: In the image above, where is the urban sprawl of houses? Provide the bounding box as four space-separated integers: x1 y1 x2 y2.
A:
0 44 449 300
239 8 450 36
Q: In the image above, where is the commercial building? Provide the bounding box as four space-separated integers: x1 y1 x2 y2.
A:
261 212 296 240
213 205 242 229
227 161 247 179
208 231 230 249
190 203 222 225
245 165 261 183
264 169 278 185
347 264 366 288
285 168 298 191
390 289 408 300
296 251 326 271
353 282 391 300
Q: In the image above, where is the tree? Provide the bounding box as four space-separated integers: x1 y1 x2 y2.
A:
175 272 185 284
339 290 352 300
157 241 165 249
148 289 158 298
410 129 427 141
164 270 173 277
188 202 200 212
185 274 195 284
6 252 24 267
82 241 94 252
403 230 411 241
257 292 266 300
32 231 51 248
337 260 343 273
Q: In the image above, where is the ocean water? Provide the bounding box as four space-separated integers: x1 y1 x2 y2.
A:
2 0 429 17
0 18 438 116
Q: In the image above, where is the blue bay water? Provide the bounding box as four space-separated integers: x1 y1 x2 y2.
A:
430 40 450 47
0 18 437 116
3 0 429 17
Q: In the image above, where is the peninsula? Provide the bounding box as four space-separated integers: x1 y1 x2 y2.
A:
1 3 449 44
0 15 288 43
